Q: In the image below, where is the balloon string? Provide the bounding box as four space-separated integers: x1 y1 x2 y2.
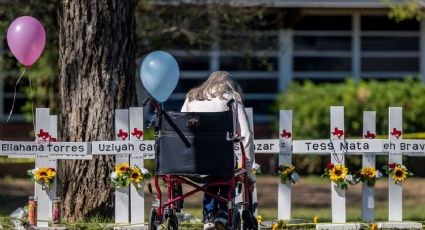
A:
7 68 27 122
28 68 36 136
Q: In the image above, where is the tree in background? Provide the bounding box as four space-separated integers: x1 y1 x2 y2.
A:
386 0 425 22
57 1 137 221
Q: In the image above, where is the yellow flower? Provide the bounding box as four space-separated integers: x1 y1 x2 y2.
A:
282 165 295 175
116 163 131 176
313 215 319 224
35 167 51 182
329 165 348 182
371 223 377 230
129 168 143 183
272 223 279 230
392 165 408 182
47 168 56 178
361 167 376 178
256 215 262 224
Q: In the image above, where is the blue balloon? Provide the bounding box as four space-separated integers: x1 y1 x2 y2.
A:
140 51 179 102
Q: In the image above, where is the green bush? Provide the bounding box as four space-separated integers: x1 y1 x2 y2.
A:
274 78 425 175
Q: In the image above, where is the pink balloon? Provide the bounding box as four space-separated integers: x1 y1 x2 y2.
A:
7 16 46 67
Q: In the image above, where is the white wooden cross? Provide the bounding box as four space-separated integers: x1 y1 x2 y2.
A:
237 110 293 220
361 111 377 222
115 109 131 224
374 108 423 228
278 110 292 220
91 107 154 228
3 108 89 228
388 107 403 222
292 106 349 223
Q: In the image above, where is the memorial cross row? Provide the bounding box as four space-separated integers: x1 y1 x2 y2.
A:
3 106 425 230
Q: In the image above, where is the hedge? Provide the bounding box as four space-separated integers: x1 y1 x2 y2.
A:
274 78 425 175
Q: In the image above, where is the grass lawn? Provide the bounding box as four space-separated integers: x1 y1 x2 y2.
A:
1 175 425 229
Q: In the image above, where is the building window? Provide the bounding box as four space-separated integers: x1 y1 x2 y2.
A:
293 15 352 31
293 16 352 82
360 16 419 79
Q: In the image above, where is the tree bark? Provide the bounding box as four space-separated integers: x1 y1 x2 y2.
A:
57 0 137 221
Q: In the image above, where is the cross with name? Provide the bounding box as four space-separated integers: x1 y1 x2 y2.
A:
2 108 90 228
91 107 154 228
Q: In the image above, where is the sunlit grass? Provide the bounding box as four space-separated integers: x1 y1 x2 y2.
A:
2 207 425 229
0 156 34 164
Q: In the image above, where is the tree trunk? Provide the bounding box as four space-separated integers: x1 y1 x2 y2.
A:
57 0 137 221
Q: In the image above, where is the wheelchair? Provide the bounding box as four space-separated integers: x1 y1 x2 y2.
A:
144 98 258 230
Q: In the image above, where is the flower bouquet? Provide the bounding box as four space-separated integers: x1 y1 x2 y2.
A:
27 167 56 190
275 163 300 184
128 165 152 190
111 163 152 190
354 167 383 187
383 163 413 184
322 163 354 190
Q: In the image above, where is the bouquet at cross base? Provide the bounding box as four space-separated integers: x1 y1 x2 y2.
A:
27 167 56 190
274 163 300 184
322 163 355 190
354 167 383 187
111 163 152 190
383 163 413 184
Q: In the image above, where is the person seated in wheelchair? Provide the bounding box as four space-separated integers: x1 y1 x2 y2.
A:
181 71 255 230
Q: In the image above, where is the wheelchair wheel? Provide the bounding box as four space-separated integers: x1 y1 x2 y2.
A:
231 209 241 230
165 214 179 230
242 209 258 230
173 184 184 212
149 208 159 230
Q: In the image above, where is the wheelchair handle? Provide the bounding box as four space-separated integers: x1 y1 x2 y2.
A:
142 97 161 111
226 98 235 109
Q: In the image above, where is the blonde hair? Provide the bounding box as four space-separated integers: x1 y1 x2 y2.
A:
186 71 243 103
